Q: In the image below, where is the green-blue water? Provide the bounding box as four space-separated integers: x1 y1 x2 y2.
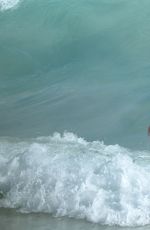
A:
0 0 150 228
1 0 150 149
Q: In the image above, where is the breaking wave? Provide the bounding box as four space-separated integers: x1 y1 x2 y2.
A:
0 132 150 226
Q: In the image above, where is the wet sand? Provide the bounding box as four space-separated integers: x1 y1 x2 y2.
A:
0 208 149 230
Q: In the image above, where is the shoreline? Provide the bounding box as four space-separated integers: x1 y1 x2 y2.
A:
0 208 150 230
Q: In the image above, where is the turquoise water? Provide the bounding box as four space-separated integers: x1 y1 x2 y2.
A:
0 0 150 149
0 0 150 228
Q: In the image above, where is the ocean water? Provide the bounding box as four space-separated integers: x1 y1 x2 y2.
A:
0 0 150 229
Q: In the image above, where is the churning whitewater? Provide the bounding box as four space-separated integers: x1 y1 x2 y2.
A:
0 132 150 226
1 0 150 228
0 0 20 11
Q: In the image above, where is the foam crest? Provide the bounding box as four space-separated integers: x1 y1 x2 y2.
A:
0 0 20 11
0 132 150 226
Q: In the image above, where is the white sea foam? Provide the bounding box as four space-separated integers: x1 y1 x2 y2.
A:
0 132 150 226
0 0 20 11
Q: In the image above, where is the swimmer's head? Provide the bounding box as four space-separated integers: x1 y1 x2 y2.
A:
148 126 150 136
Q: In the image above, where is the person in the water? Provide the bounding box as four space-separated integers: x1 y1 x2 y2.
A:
148 126 150 135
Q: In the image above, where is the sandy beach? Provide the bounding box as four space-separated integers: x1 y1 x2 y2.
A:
0 208 150 230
